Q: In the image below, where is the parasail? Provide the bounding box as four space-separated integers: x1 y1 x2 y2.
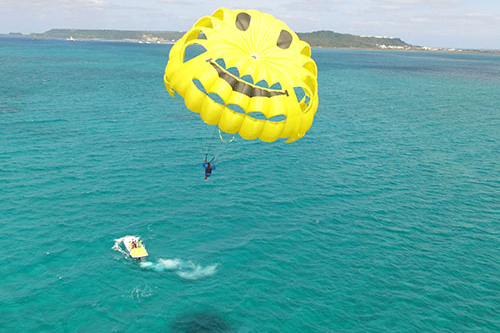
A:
164 7 318 143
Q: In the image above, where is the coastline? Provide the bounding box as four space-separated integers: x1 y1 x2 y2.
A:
314 45 500 55
2 34 498 55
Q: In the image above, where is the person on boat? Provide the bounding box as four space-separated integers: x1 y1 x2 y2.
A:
203 161 216 180
137 240 142 248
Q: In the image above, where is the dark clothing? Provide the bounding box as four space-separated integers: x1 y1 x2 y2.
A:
203 162 216 179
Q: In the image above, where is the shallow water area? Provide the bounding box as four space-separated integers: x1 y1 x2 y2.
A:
1 37 499 332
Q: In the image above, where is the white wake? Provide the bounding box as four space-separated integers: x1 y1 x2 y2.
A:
112 237 130 257
140 258 219 280
113 237 218 280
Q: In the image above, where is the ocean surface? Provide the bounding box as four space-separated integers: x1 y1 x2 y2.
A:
1 37 499 333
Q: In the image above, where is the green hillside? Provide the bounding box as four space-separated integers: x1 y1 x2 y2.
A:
31 29 413 48
31 29 184 42
298 30 410 48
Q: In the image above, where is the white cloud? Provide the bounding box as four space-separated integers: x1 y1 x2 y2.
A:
157 0 194 5
0 0 109 10
409 17 429 22
465 12 499 21
375 0 454 4
284 0 342 12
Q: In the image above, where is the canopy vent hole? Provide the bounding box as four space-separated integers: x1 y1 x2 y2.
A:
226 104 246 115
247 111 268 120
193 79 206 93
227 67 240 77
183 44 207 63
255 80 269 88
208 93 225 105
268 114 287 122
215 58 226 69
270 82 282 90
241 75 254 84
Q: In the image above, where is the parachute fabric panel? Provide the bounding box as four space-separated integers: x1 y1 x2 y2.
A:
164 7 319 143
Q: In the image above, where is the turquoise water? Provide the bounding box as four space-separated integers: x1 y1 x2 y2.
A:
1 37 499 332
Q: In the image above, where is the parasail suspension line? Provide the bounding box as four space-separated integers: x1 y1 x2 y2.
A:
209 129 235 163
218 129 235 144
204 126 219 161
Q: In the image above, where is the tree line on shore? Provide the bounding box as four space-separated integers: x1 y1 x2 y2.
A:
29 29 413 48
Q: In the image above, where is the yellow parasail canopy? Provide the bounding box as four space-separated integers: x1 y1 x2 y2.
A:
164 8 319 143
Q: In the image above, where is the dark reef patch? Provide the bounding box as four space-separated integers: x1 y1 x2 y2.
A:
171 311 233 333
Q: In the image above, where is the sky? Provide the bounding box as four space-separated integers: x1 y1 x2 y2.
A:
1 0 499 49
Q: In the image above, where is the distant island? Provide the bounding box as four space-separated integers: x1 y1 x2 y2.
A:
297 30 411 49
29 29 416 50
30 29 184 44
4 29 495 53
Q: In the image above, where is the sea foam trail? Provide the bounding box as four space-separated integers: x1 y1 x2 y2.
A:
140 258 219 280
112 237 130 257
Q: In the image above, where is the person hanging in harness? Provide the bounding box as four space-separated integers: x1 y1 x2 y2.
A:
203 158 216 180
